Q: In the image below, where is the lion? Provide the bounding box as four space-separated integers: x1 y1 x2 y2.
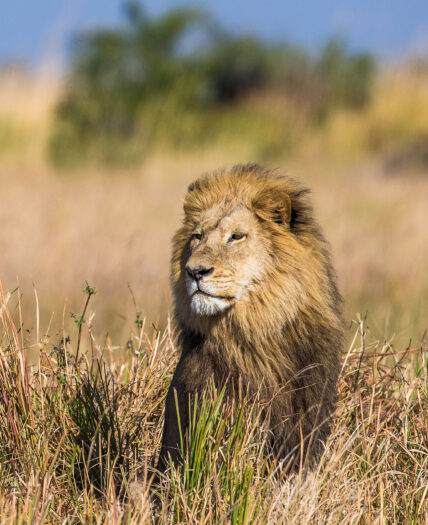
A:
157 163 344 472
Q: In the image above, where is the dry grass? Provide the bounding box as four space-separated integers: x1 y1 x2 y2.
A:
0 64 427 522
0 284 426 524
0 151 427 346
0 67 60 162
0 66 427 344
306 66 428 159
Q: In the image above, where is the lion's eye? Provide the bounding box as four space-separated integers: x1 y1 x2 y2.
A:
229 232 246 242
191 233 202 241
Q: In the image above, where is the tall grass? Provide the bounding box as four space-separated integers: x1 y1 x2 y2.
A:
0 282 426 523
0 60 427 524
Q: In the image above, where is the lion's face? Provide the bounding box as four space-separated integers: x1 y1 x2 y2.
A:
184 205 269 316
171 167 315 328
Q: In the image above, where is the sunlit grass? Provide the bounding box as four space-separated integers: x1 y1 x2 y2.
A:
0 63 427 522
311 67 428 159
0 283 426 523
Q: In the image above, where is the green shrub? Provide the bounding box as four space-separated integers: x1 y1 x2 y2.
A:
316 37 375 120
49 3 375 168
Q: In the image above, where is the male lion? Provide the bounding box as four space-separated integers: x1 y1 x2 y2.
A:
158 164 344 471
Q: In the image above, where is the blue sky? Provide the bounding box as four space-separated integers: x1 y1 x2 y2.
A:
1 0 428 66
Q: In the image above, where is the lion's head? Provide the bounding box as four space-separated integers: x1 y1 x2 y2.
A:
171 164 338 336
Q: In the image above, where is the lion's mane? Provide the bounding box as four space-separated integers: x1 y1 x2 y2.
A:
159 164 344 468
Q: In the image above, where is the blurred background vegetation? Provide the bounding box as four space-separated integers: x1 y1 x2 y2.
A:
48 1 375 167
0 1 427 347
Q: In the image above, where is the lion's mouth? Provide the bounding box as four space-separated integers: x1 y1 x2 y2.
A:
193 289 234 301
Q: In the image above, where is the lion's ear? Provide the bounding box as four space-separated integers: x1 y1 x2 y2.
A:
252 189 291 226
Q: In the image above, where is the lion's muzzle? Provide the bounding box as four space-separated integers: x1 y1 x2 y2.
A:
184 264 234 316
185 264 214 281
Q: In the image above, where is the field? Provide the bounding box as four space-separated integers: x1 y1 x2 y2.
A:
0 65 427 523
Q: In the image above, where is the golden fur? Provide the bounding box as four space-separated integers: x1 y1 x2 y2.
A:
158 164 344 470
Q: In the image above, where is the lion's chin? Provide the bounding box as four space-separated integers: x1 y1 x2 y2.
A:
189 291 232 316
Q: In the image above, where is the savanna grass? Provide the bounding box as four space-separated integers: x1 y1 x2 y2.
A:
0 283 426 523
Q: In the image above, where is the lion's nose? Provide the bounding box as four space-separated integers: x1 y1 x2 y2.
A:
185 265 214 281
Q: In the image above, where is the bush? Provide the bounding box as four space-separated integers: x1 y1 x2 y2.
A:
49 3 375 168
316 38 375 119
